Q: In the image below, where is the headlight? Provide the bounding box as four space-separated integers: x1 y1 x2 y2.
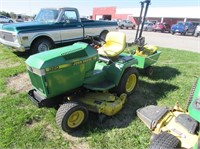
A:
13 34 22 44
27 65 46 76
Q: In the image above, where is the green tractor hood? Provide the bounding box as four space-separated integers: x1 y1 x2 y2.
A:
26 42 98 98
188 77 200 122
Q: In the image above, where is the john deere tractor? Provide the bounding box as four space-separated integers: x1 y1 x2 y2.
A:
137 77 200 149
26 0 160 133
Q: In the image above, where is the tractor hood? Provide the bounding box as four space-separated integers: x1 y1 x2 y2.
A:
136 105 169 130
1 21 57 32
26 42 98 70
188 77 200 122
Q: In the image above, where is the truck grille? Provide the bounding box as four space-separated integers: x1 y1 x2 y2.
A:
0 31 14 42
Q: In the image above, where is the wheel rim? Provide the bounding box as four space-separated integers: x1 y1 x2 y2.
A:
67 110 85 128
125 74 137 93
38 42 49 52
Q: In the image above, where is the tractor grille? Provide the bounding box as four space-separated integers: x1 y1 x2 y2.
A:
0 31 14 42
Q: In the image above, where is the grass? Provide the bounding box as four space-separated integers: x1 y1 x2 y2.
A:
0 44 200 149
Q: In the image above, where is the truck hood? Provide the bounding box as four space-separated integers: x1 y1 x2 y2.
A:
1 21 56 33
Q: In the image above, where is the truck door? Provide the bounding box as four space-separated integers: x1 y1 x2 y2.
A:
60 10 83 43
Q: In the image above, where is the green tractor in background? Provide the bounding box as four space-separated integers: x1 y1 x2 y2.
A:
137 77 200 149
26 0 160 133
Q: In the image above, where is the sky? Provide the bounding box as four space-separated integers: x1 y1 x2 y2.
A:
0 0 200 16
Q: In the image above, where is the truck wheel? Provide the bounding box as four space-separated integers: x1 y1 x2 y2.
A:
56 102 88 133
186 78 198 111
171 31 175 35
149 132 181 149
116 68 138 96
9 20 13 23
195 33 199 37
31 38 54 54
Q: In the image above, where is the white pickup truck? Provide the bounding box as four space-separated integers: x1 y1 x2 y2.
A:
0 7 117 53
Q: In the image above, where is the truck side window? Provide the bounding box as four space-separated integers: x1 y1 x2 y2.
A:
62 10 78 23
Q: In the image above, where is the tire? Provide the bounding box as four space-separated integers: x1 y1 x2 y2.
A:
9 20 13 23
195 33 199 37
186 79 198 111
149 132 181 149
115 68 138 96
31 38 54 54
56 102 88 133
121 25 125 29
171 32 175 35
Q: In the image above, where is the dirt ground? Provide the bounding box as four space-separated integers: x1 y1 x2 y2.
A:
6 73 32 93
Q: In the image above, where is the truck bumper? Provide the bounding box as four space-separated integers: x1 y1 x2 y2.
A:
0 38 26 52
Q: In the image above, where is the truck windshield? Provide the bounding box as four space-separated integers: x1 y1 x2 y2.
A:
35 9 59 22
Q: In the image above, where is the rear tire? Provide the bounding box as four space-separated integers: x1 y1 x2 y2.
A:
115 68 138 96
149 132 181 149
31 38 54 54
56 102 88 133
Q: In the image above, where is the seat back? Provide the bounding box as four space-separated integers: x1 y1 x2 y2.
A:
97 32 126 57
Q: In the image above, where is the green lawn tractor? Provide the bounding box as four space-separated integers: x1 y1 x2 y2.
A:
137 77 200 149
26 0 160 133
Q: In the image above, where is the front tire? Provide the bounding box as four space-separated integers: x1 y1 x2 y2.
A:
56 102 88 133
115 68 138 96
31 38 54 54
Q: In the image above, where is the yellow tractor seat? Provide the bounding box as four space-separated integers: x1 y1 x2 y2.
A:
97 32 126 57
135 45 158 57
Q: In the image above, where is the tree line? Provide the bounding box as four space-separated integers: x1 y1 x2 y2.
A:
0 11 32 19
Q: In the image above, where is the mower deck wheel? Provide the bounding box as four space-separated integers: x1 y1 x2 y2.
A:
56 101 88 133
149 132 181 149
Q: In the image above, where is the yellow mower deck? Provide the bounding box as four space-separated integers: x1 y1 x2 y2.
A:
153 110 198 149
76 92 127 116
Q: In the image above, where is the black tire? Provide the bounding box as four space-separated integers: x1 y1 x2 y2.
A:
31 38 54 54
149 132 181 149
115 67 138 96
56 102 88 133
186 79 198 111
171 32 175 35
195 33 199 37
144 66 153 76
9 20 13 23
